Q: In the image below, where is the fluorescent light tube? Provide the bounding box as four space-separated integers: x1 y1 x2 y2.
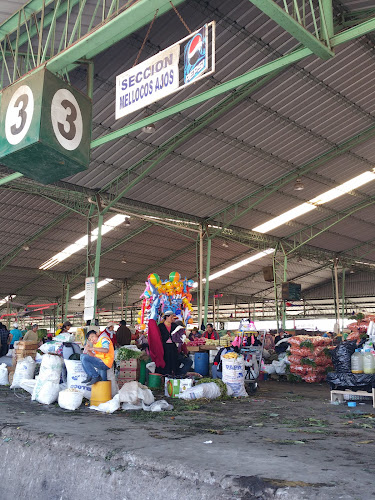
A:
39 214 129 270
253 170 375 234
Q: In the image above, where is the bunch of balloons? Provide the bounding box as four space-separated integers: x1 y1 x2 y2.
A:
137 271 195 331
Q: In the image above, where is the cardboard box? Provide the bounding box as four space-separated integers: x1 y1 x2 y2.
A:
118 370 139 380
118 359 140 370
164 378 194 398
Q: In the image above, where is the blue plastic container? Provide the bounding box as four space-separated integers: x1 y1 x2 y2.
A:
194 352 209 376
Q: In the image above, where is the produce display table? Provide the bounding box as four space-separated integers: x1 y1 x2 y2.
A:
187 345 219 352
331 388 375 407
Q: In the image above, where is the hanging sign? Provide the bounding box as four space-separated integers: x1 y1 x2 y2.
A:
116 45 180 119
84 276 95 321
115 22 216 120
184 25 208 85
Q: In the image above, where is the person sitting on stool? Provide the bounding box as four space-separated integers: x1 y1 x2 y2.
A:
81 330 114 385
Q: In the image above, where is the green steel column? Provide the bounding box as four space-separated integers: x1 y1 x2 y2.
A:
198 226 204 328
342 267 346 332
320 0 334 43
273 250 280 333
125 285 129 323
87 60 94 99
64 280 70 321
203 238 212 326
282 253 287 330
93 213 104 319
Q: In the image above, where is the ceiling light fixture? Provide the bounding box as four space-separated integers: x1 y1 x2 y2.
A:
72 278 113 300
191 248 274 288
222 241 229 248
39 214 129 270
22 245 30 251
294 177 304 191
253 170 375 234
142 109 156 134
121 257 127 264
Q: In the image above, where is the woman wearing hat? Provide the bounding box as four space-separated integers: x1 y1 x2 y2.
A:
101 322 117 348
189 327 202 341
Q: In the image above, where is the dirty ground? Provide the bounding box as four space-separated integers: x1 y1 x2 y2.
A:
1 380 375 500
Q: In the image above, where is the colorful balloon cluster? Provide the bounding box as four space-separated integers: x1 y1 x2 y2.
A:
137 272 195 331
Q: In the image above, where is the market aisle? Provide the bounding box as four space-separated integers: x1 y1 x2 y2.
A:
1 381 374 500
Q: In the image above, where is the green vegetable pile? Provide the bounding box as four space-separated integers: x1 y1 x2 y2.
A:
116 347 142 361
196 377 228 397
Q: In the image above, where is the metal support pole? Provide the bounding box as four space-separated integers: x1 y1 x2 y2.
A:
125 284 129 323
198 225 203 329
93 213 104 320
342 267 346 332
121 281 124 321
334 259 340 334
320 0 334 43
87 60 94 99
204 237 212 326
273 251 280 333
64 281 70 321
282 253 287 330
216 299 220 331
213 294 215 328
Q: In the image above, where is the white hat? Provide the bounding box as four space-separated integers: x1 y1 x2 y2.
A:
13 322 18 328
107 322 115 328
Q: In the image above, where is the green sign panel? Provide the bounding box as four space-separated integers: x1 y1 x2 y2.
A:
282 282 302 301
0 69 92 184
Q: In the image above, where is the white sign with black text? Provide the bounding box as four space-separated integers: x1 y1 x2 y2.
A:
115 45 180 119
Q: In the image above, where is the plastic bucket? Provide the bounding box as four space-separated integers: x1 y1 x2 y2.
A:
194 352 209 376
139 360 147 385
90 381 111 406
148 373 163 389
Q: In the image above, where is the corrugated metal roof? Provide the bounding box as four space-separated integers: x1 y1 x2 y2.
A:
2 0 375 317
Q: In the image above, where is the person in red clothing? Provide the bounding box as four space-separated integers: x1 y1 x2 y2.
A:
203 323 219 341
102 322 117 348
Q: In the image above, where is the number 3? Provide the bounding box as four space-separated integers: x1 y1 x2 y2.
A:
51 89 83 151
5 85 34 145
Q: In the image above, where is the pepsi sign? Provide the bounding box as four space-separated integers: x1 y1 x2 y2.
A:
184 26 208 85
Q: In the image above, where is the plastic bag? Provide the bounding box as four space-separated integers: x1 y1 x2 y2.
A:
222 356 248 397
331 341 358 373
90 394 120 413
32 378 60 404
146 361 156 374
38 354 63 383
118 381 154 406
58 389 83 410
142 400 173 412
38 341 62 354
65 359 92 399
0 363 9 385
326 371 375 389
10 356 36 389
19 379 36 394
263 364 276 375
178 382 221 400
122 402 143 411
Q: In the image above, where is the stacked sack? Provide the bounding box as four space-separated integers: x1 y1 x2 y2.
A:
287 335 334 383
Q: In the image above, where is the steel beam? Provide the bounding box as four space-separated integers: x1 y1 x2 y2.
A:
248 0 334 59
0 210 71 274
331 16 375 46
207 124 375 233
46 0 186 73
0 1 55 40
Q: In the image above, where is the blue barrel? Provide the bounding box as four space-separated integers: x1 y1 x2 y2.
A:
194 352 209 376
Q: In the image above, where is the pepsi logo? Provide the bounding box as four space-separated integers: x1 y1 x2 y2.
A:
187 34 203 66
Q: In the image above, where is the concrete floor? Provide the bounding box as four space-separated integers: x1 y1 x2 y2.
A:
1 379 375 500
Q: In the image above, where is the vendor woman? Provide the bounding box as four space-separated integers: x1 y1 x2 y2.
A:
157 311 179 376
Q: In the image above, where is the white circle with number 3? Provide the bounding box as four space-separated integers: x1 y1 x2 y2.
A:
5 85 34 145
51 88 83 151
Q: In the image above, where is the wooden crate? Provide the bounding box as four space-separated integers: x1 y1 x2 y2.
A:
331 389 375 408
17 341 39 350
